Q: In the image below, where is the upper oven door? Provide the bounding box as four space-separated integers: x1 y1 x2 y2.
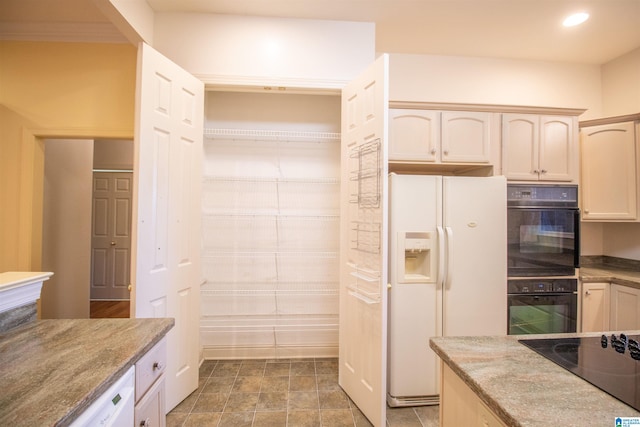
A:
507 207 580 277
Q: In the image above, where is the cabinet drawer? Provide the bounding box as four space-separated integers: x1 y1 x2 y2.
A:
135 376 166 427
135 337 167 402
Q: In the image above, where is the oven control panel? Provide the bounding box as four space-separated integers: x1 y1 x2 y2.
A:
507 278 577 294
507 184 578 208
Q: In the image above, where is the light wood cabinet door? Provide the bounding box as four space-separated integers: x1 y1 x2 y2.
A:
610 284 640 331
502 114 539 181
441 362 477 425
478 401 508 427
503 114 576 182
539 116 575 181
581 121 637 221
388 109 439 161
388 109 492 164
581 282 610 333
441 363 507 427
441 111 491 163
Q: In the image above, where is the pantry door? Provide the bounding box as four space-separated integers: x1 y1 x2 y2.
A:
339 54 389 426
132 42 204 411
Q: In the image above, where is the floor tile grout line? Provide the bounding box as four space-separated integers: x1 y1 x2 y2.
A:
175 358 364 427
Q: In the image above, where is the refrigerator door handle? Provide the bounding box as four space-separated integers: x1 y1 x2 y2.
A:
445 227 453 289
436 226 445 288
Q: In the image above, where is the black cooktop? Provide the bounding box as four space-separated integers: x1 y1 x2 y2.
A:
520 334 640 411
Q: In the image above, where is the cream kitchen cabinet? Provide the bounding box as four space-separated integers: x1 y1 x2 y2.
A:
502 114 577 182
609 284 640 331
135 337 167 427
581 282 610 333
440 362 507 427
580 118 639 221
388 109 494 164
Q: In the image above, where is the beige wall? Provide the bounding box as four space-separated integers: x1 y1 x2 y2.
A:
94 139 134 170
389 53 603 119
153 13 375 90
602 48 640 117
40 139 94 318
0 106 43 271
0 41 136 274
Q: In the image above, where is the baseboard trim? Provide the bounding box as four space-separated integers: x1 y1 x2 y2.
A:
202 345 338 360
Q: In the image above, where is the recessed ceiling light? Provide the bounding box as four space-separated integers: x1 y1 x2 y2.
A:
563 12 590 27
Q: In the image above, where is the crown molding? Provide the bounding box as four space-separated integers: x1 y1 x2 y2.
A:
0 21 128 43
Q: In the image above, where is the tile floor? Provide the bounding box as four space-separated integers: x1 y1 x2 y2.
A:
167 358 439 427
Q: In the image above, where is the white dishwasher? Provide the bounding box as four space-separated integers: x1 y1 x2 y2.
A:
70 365 135 427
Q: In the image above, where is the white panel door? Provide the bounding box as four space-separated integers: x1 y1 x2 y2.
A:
91 172 132 300
133 42 204 411
339 54 389 426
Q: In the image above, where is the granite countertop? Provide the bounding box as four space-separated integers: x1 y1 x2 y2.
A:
581 265 640 289
0 318 174 427
430 333 640 426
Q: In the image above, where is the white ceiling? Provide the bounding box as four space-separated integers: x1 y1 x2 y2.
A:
2 0 640 64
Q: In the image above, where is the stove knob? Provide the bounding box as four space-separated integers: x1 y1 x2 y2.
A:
601 334 608 348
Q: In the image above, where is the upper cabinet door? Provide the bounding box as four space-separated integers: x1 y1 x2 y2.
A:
440 111 491 163
581 121 637 221
503 113 577 182
502 114 539 180
388 109 438 162
388 110 492 164
539 116 575 181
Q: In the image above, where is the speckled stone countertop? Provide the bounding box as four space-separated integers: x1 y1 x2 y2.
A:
430 333 640 426
0 318 174 427
581 265 640 289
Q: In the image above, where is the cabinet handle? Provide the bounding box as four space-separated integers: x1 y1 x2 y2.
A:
533 169 540 174
153 361 163 371
430 148 437 155
140 418 150 427
541 169 548 174
443 150 449 156
585 290 591 296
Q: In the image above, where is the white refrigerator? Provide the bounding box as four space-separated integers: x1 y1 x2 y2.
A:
387 173 507 407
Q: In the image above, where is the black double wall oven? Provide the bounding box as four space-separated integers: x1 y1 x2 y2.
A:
507 184 580 335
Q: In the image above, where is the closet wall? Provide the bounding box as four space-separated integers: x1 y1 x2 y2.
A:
201 91 341 359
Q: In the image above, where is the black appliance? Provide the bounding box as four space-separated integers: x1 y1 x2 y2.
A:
508 278 578 335
520 334 640 411
507 184 580 277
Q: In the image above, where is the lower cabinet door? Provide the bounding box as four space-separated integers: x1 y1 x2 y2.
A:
135 377 166 427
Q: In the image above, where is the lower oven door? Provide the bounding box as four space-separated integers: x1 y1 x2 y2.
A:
508 293 577 335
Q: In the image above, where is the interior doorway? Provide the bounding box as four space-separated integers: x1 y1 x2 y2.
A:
40 138 133 319
90 139 133 318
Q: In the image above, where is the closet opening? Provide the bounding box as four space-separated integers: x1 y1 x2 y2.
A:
201 90 341 359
